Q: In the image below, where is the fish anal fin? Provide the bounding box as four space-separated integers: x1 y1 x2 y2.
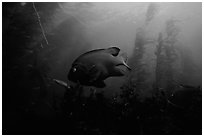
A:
106 47 120 56
114 66 126 76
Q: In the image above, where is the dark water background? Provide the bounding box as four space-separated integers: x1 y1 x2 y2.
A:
2 2 202 135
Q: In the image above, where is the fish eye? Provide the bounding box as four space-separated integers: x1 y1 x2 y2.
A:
73 67 77 72
171 94 174 97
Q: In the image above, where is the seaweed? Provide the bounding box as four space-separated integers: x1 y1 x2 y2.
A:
2 2 202 135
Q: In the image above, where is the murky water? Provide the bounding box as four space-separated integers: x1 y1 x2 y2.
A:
3 2 202 135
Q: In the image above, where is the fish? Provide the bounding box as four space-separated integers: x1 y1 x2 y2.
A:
68 47 131 88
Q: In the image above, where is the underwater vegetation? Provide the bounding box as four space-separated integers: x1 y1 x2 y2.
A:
2 2 202 135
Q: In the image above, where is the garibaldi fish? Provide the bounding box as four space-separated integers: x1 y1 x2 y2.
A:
68 47 131 88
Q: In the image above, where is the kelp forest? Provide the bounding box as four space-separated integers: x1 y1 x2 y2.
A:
2 2 202 135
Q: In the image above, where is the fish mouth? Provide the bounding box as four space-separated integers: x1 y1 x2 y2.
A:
67 71 76 82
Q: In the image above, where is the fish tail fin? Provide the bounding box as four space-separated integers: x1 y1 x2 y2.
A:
119 52 128 63
118 52 131 71
123 62 131 71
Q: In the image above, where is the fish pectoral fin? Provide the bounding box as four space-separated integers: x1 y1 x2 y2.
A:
106 47 120 56
53 79 68 88
94 81 106 88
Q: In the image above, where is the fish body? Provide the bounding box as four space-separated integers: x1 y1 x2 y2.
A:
68 47 131 88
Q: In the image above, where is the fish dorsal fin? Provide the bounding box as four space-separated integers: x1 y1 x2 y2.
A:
105 47 120 56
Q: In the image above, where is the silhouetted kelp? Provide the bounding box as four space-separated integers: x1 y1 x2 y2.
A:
3 2 201 135
51 80 201 135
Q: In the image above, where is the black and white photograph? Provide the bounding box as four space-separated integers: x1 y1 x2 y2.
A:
2 2 202 135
